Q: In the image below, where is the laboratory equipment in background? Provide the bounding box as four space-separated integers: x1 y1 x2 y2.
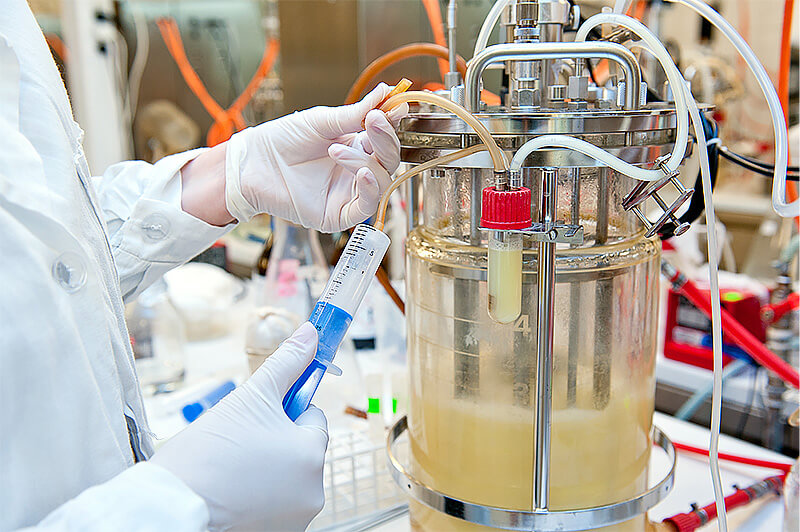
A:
126 280 187 393
389 4 670 529
785 460 799 532
117 0 283 155
245 307 300 374
307 429 407 532
182 380 236 422
275 0 497 111
60 0 132 172
261 219 329 319
664 286 766 370
368 0 797 531
283 224 391 421
163 263 247 341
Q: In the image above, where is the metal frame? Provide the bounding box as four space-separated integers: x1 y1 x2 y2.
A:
386 416 677 532
533 168 558 510
465 42 642 111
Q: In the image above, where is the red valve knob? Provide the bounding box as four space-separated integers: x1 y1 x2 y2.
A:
481 186 532 230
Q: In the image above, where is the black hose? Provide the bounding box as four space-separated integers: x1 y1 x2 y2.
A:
659 113 720 239
719 146 800 180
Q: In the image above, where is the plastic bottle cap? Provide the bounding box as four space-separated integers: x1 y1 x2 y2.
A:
481 186 533 230
182 403 204 423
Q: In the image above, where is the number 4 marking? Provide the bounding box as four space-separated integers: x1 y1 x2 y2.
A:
513 314 531 334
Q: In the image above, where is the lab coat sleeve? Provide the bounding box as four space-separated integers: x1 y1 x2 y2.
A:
94 149 233 302
23 463 209 532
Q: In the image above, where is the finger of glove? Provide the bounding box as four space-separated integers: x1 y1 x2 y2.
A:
308 83 390 139
351 132 372 155
385 102 409 128
250 322 318 397
364 110 401 174
338 167 380 227
328 143 392 192
295 405 329 448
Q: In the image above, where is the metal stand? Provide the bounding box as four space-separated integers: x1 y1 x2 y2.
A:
386 416 677 532
534 168 557 510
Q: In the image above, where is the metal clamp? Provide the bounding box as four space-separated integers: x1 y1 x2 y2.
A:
478 224 584 244
465 42 641 111
386 415 677 532
622 156 693 238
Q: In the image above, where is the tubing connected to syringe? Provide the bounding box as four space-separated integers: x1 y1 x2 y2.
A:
575 14 690 177
379 91 508 172
663 0 795 217
375 145 489 231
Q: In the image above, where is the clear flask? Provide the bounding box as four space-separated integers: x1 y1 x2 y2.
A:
126 280 187 393
406 167 659 532
261 219 329 316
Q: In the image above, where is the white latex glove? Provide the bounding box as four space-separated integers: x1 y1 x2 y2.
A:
224 83 408 231
150 322 327 532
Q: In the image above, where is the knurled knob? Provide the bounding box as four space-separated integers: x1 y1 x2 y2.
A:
481 186 532 230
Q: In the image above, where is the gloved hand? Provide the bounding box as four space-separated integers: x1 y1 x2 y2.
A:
224 83 408 232
150 323 328 532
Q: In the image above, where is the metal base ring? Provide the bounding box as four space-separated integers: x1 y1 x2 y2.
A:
386 415 676 531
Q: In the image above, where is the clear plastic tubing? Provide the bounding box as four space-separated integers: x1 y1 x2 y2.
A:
575 14 690 176
380 91 508 172
682 58 729 532
283 224 390 421
375 145 488 230
664 0 796 217
613 0 633 14
473 0 513 58
593 14 726 529
511 134 670 180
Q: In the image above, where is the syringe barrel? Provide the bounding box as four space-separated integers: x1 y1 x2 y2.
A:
320 224 391 316
283 224 390 421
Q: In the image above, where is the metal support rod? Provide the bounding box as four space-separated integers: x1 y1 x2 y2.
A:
534 168 557 511
466 42 642 111
764 271 792 450
567 167 581 406
407 174 419 233
453 168 485 399
445 0 462 90
593 167 612 410
470 168 484 245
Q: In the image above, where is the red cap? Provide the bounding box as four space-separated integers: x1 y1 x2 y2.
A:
481 186 532 230
663 512 703 532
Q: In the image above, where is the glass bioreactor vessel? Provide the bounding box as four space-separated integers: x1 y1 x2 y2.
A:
385 1 685 530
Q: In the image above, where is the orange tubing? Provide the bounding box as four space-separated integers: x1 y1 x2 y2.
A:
420 0 449 80
779 0 798 227
344 43 467 104
592 1 647 84
156 17 279 146
207 38 280 146
422 81 502 106
45 33 68 63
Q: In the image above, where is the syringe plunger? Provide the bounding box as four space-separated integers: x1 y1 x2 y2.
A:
283 224 390 421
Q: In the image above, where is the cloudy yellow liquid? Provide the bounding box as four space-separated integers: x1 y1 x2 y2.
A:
408 387 652 532
487 235 523 324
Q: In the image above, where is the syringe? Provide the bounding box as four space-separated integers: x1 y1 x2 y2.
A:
283 224 391 421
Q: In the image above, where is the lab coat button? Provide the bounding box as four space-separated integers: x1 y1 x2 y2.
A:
141 214 170 241
52 252 87 293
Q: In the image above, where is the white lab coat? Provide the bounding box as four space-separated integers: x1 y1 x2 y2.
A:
1 3 226 529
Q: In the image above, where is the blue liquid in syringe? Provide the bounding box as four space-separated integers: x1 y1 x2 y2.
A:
283 301 352 421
